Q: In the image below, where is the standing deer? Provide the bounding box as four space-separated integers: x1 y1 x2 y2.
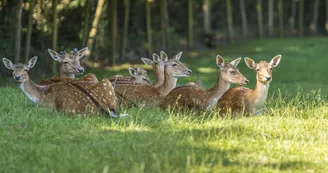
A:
2 57 117 117
162 55 249 111
108 67 152 85
115 52 192 107
216 55 282 115
39 47 88 85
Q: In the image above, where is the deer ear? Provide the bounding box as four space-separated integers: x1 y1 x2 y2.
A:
244 57 256 70
216 55 225 69
48 49 61 62
2 57 14 70
152 53 160 62
128 67 137 76
136 67 143 74
270 55 282 68
141 57 154 65
28 56 38 69
78 47 88 59
230 57 241 67
173 51 183 61
160 51 168 62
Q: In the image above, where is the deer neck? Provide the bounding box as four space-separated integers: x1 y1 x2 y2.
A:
59 67 75 78
157 68 177 97
251 78 270 111
19 79 48 104
153 65 164 87
207 71 230 103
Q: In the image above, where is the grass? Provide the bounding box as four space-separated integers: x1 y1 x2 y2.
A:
1 37 328 172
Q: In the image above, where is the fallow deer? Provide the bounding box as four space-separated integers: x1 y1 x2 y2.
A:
39 47 88 85
115 52 192 107
2 57 117 117
216 55 282 115
161 55 249 111
141 51 167 87
108 67 152 85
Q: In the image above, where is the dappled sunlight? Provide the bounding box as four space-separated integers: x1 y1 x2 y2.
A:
104 64 152 72
198 67 217 73
254 47 264 52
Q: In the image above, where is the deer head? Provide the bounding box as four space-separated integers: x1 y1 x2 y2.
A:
164 52 192 77
48 47 88 77
244 55 281 85
216 55 249 85
128 67 152 85
141 52 166 87
2 56 38 83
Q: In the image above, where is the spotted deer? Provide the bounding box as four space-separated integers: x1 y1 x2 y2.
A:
162 55 249 111
216 55 282 116
141 51 167 87
115 52 192 107
39 47 88 85
108 67 152 85
2 57 117 117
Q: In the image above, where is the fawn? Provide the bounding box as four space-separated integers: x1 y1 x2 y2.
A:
162 55 248 111
216 55 281 115
2 57 117 117
39 47 88 85
115 52 192 107
108 67 152 85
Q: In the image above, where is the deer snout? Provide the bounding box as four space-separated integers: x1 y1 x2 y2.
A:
77 68 84 73
187 69 192 75
14 75 21 80
265 76 272 81
244 79 249 84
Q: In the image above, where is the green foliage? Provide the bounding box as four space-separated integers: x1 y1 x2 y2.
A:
1 38 328 172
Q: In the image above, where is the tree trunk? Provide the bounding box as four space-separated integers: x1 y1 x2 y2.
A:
203 0 211 33
25 0 36 63
160 0 169 50
298 0 304 37
277 0 284 38
310 0 320 34
256 0 263 39
82 0 90 47
146 0 152 56
111 0 117 65
239 0 247 39
268 0 274 36
14 0 23 63
326 0 328 32
52 0 58 73
85 0 105 59
289 0 296 31
226 0 233 43
187 0 193 49
121 0 130 60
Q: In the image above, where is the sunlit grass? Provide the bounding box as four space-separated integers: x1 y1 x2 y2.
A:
1 37 328 172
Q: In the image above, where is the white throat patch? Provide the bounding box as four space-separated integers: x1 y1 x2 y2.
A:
19 83 39 104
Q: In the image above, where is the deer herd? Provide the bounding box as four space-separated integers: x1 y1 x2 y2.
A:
2 47 282 117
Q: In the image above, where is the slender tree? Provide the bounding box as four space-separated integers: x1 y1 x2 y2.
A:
239 0 247 39
277 0 284 38
146 0 152 56
14 0 23 63
310 0 320 34
268 0 274 36
121 0 130 60
111 0 117 65
82 0 90 47
203 0 211 33
52 0 58 73
298 0 304 37
25 0 36 63
289 0 297 31
85 0 105 59
226 0 233 43
256 0 263 39
188 0 193 49
160 0 169 49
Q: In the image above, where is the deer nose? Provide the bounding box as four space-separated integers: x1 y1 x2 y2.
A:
77 68 84 73
187 69 192 74
14 75 21 80
266 77 272 81
245 79 249 84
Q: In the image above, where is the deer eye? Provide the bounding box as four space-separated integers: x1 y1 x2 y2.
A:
256 69 260 71
64 62 69 64
24 69 28 72
229 71 236 75
142 78 148 81
172 64 178 67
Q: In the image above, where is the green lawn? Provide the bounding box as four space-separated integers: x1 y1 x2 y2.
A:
1 37 328 172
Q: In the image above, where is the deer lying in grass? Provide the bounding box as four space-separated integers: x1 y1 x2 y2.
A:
108 67 152 85
141 51 167 87
2 57 117 117
115 52 192 107
161 55 249 111
39 47 89 85
216 55 281 116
